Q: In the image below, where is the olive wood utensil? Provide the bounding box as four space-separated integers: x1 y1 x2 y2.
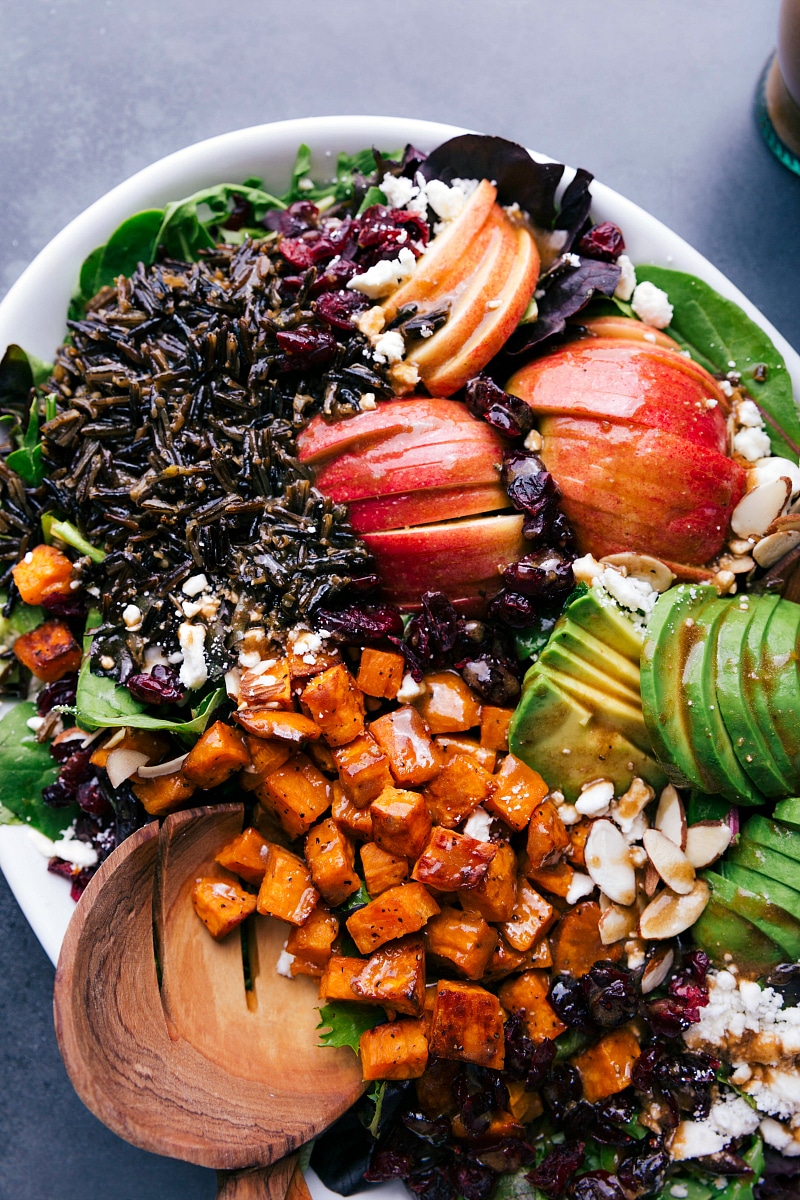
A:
54 804 364 1199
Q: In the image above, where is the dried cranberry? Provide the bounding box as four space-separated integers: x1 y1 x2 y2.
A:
59 747 94 792
47 859 93 901
592 1092 638 1145
576 222 625 262
585 962 638 1028
221 193 253 232
276 326 338 371
542 1064 583 1119
357 205 428 266
37 674 78 715
501 450 561 514
127 664 185 705
563 1101 598 1140
464 375 534 439
459 656 520 706
406 592 460 667
408 1166 454 1200
570 1169 626 1200
42 778 79 808
549 976 596 1033
528 1142 585 1197
642 996 696 1039
502 550 575 599
654 1052 716 1119
683 949 711 984
315 289 369 329
40 591 87 619
470 1138 534 1173
50 736 82 763
76 778 112 817
279 231 338 269
316 603 404 645
263 200 320 236
695 1149 753 1177
450 1157 496 1200
486 589 538 628
617 1145 669 1195
402 1113 451 1146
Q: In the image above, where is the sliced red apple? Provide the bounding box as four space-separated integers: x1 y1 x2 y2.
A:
575 316 679 350
346 483 509 534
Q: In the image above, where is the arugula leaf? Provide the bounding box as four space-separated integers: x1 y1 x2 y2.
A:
316 1002 384 1053
0 702 78 838
492 1169 545 1200
686 791 734 823
635 266 800 461
6 398 44 485
0 591 44 636
334 881 370 917
365 1081 387 1138
41 513 106 562
157 183 285 262
357 186 387 214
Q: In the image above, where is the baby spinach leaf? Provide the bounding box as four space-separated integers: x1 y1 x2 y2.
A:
0 701 76 838
157 183 285 261
80 209 164 299
6 398 44 485
636 266 800 461
75 653 225 735
316 1002 384 1053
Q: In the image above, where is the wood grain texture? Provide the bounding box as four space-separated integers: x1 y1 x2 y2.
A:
53 805 364 1170
216 1153 309 1199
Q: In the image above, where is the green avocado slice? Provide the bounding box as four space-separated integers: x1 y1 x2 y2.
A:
702 871 800 961
746 595 800 789
744 815 800 865
715 596 793 797
544 619 641 704
536 664 649 749
723 862 800 923
692 889 786 974
563 590 644 662
730 836 800 894
682 597 764 805
772 797 800 831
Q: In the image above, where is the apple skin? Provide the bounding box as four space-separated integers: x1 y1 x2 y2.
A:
575 315 679 350
346 483 509 534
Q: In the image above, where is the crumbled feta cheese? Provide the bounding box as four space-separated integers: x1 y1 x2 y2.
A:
760 1117 794 1153
424 177 478 222
565 872 596 904
564 252 581 268
719 379 734 397
572 553 603 585
359 392 377 411
575 778 615 816
275 948 296 978
670 1096 759 1161
558 804 581 825
462 807 493 841
734 426 772 461
122 603 143 631
595 565 658 616
523 429 543 452
348 247 416 299
753 455 800 495
177 622 208 690
182 573 209 597
291 629 323 658
631 281 674 329
737 399 764 428
380 172 417 209
28 825 99 869
614 255 636 301
373 330 405 365
396 673 427 703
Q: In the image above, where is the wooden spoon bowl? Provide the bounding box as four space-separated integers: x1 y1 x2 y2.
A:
53 804 364 1197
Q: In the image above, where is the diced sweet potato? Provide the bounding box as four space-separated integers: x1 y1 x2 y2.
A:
484 935 552 981
351 935 425 1016
499 970 568 1043
451 1110 526 1142
572 1027 641 1103
565 818 592 869
424 907 498 980
286 904 339 967
192 877 256 940
215 826 271 885
319 956 370 1002
346 882 440 954
429 981 505 1070
370 706 442 786
182 720 251 789
331 782 374 841
289 957 323 978
434 735 497 773
256 844 318 925
239 659 293 708
356 648 405 700
458 840 518 923
333 733 393 808
415 672 481 735
91 728 172 769
132 771 196 816
234 707 321 743
307 740 336 774
507 1080 544 1124
305 817 360 907
485 754 549 832
239 737 292 791
13 620 82 682
412 827 496 892
361 841 409 897
551 901 621 976
423 753 496 829
360 1019 429 1080
501 880 556 952
12 544 73 606
258 753 332 838
370 786 432 860
302 664 365 747
526 799 570 869
479 706 515 753
525 859 575 898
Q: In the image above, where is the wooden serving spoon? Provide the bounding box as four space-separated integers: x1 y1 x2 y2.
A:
53 804 364 1199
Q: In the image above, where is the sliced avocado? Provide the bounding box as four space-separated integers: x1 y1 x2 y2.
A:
563 590 644 662
745 595 800 790
730 836 800 894
743 815 800 865
723 862 800 924
692 889 786 974
716 595 792 797
702 870 800 960
772 797 800 830
536 663 650 749
545 619 641 703
756 597 800 787
682 597 764 805
686 791 733 823
508 666 666 801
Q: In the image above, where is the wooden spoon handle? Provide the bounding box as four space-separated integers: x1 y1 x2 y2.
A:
216 1153 311 1200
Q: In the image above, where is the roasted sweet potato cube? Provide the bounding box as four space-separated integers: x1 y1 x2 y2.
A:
12 544 73 606
333 733 393 809
258 752 332 838
485 754 549 832
215 826 271 885
370 786 432 860
256 844 319 925
573 1027 641 1103
91 728 172 770
525 859 575 899
331 782 374 841
499 970 568 1043
501 880 556 952
434 735 497 773
360 1019 429 1081
307 740 337 774
424 907 498 980
451 1110 526 1142
479 706 515 753
182 720 251 789
302 664 365 747
370 707 442 786
286 904 339 967
240 737 292 791
305 817 360 906
235 706 321 743
319 956 370 1003
351 935 425 1016
238 659 293 709
565 818 592 869
458 840 518 923
526 799 570 869
289 957 324 978
132 771 196 816
361 841 408 896
357 648 405 700
507 1080 544 1124
551 901 621 976
346 882 440 954
415 672 481 734
484 936 537 981
412 827 496 893
13 620 82 682
192 877 256 940
429 981 504 1070
423 754 496 829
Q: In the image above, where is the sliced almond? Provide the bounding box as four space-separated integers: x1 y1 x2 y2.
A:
753 530 800 568
584 818 637 906
613 777 655 836
731 478 791 539
644 860 660 897
654 784 687 849
684 821 733 868
600 553 676 592
641 946 675 994
643 828 696 894
575 778 615 816
599 902 638 945
106 747 150 790
137 752 189 779
638 880 711 940
769 512 800 534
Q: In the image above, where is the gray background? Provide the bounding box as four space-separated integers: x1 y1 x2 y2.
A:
0 1 797 1197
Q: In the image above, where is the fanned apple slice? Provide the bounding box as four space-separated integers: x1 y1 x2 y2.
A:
347 483 510 533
